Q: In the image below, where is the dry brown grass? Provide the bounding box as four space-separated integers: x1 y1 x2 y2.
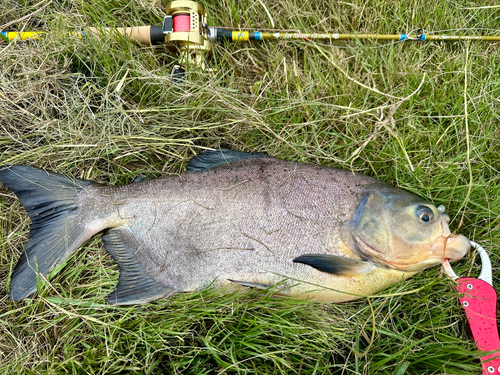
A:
1 0 499 373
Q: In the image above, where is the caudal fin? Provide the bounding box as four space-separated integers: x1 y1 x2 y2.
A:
0 165 95 300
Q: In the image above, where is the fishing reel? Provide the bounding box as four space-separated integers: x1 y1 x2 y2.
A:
162 1 212 70
86 1 213 72
149 1 255 71
90 0 259 72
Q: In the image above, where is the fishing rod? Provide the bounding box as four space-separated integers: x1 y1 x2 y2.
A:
2 0 500 71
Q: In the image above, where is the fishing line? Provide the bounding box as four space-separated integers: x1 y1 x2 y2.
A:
173 14 191 32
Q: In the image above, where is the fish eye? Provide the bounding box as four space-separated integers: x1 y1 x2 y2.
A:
420 213 431 222
416 206 434 222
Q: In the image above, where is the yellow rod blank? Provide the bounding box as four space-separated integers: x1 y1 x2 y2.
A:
3 29 500 44
259 32 402 41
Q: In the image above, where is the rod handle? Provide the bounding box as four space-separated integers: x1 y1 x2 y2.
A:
88 26 164 45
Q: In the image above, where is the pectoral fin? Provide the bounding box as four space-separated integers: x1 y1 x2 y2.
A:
293 254 375 276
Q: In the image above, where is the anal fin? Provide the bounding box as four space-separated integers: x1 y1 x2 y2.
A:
293 254 375 276
102 229 175 305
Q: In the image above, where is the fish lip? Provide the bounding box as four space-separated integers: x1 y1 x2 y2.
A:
431 233 470 261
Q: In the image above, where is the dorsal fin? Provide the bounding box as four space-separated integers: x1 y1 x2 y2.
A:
133 174 148 183
187 149 271 172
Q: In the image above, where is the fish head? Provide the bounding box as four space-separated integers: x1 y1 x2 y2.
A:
342 185 470 272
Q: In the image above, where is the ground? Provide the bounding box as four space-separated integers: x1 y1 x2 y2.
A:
0 0 499 373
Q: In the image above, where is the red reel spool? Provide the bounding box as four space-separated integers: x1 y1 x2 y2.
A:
173 14 191 32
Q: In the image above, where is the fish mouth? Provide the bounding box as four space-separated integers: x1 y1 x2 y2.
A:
432 219 470 262
430 233 470 262
354 232 470 272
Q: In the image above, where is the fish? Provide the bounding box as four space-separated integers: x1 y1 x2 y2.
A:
0 149 470 305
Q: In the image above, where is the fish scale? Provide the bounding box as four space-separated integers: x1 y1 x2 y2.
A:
85 158 368 292
0 149 470 304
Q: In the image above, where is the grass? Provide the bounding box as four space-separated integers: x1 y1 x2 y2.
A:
0 0 499 373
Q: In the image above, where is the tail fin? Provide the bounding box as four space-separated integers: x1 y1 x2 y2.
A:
0 165 95 301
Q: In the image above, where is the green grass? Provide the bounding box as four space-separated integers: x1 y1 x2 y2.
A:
1 0 499 373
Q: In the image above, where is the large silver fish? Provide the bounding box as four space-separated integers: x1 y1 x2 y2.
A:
0 149 470 304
